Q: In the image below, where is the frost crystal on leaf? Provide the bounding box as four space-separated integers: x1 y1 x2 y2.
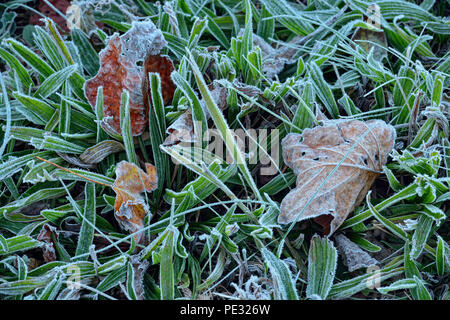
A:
334 234 378 272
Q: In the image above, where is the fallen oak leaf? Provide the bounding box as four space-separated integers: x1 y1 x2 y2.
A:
112 161 158 243
34 157 158 244
279 119 396 235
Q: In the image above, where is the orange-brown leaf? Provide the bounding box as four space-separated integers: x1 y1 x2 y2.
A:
142 55 176 106
162 83 227 146
85 34 145 135
84 21 170 136
37 223 58 262
279 119 396 235
112 161 158 243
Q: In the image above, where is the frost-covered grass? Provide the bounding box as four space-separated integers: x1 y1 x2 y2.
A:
0 0 449 300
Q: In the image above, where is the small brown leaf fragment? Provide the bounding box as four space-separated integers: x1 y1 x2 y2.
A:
142 55 176 106
112 161 158 243
37 223 58 262
279 119 396 235
162 83 227 146
351 4 387 62
163 108 195 146
57 153 96 169
334 234 378 272
29 0 71 33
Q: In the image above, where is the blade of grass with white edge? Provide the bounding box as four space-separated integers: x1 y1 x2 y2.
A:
186 51 262 201
161 146 252 217
197 249 227 293
0 151 52 181
404 240 432 300
328 266 404 299
120 90 137 165
340 183 419 230
170 70 208 148
0 234 8 254
59 82 71 135
410 214 434 260
0 47 33 90
70 29 100 77
306 235 337 300
366 191 409 241
0 72 11 156
3 235 43 255
74 182 96 261
160 226 175 300
126 259 138 300
0 182 75 216
376 278 417 295
38 272 64 300
33 64 77 99
5 38 55 77
261 247 298 300
435 235 446 276
148 72 170 200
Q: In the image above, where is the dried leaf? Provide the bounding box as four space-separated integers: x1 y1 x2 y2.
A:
163 108 195 146
57 153 96 169
29 0 71 33
79 140 125 164
37 223 58 262
334 234 378 272
129 255 149 300
56 141 124 168
351 5 387 62
163 83 227 146
142 55 176 106
112 161 158 243
279 119 396 235
84 21 169 136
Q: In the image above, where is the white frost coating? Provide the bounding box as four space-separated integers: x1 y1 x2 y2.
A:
120 20 167 64
334 234 378 272
231 275 272 300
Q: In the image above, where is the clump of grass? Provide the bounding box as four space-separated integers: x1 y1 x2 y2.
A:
0 0 448 300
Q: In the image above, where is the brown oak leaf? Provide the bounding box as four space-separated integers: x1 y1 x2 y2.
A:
112 161 158 243
279 119 396 235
